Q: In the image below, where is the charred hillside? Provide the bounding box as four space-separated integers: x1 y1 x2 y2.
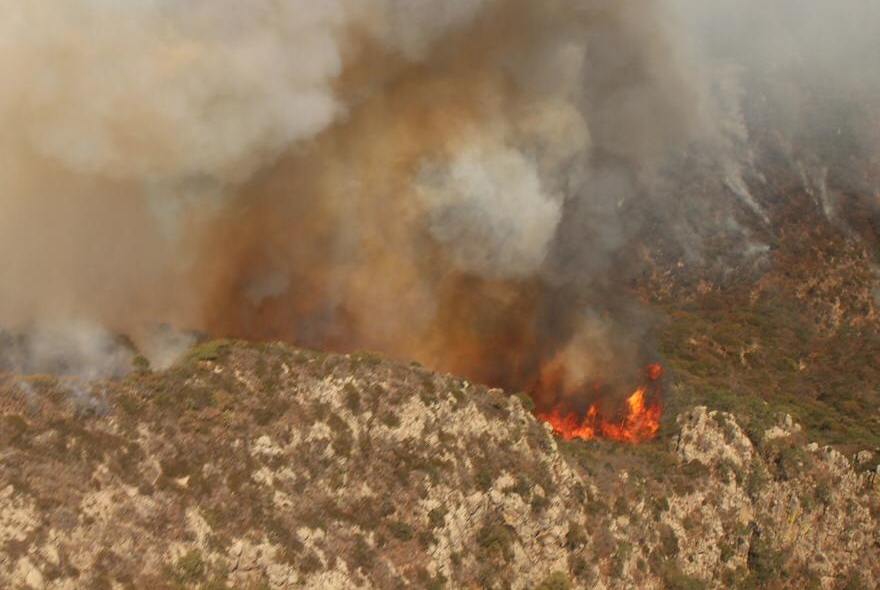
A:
1 342 877 589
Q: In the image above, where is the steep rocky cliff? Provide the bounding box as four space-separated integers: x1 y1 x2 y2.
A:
1 342 877 589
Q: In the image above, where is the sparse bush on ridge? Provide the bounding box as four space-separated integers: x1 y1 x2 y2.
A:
658 287 880 452
535 571 572 590
188 339 233 362
476 513 516 562
132 354 151 373
169 550 206 584
513 391 536 412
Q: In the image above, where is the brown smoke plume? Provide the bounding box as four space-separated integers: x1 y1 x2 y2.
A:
0 0 769 403
187 0 699 394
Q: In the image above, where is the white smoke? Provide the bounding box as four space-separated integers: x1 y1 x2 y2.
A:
0 0 526 188
670 0 880 184
418 144 562 278
10 321 132 379
378 0 503 58
1 1 347 185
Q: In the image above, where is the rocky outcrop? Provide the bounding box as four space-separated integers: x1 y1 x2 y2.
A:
0 342 877 589
670 407 877 587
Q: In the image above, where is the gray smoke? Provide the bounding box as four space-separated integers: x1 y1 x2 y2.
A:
0 0 877 386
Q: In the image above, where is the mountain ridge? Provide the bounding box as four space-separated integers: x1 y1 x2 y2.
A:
1 341 877 589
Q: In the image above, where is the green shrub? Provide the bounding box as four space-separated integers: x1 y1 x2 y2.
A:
418 530 436 549
535 571 571 590
428 506 448 530
2 414 27 445
132 354 151 373
475 464 494 491
681 460 710 480
420 374 438 405
299 552 322 575
662 563 703 590
513 392 536 413
772 444 808 481
349 537 374 572
170 550 206 584
719 541 735 564
571 556 589 579
659 525 679 558
815 480 833 506
610 541 632 578
843 572 869 590
747 464 768 499
159 454 193 479
530 494 550 514
651 497 670 520
344 383 361 413
328 414 354 457
189 339 232 362
565 522 587 550
380 411 401 428
388 520 413 541
746 534 784 586
476 514 516 561
352 350 384 367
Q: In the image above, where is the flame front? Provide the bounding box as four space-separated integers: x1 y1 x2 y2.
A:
533 363 663 443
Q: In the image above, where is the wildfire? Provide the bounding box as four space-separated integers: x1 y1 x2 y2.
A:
533 363 663 443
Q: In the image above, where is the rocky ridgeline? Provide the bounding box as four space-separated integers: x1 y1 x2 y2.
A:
0 342 877 589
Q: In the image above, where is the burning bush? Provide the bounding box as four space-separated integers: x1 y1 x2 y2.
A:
534 364 664 442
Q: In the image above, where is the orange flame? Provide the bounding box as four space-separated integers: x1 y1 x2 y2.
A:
533 363 663 443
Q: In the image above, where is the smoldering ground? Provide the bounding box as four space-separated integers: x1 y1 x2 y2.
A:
1 0 878 408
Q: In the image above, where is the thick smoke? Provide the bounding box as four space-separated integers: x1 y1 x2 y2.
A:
417 143 563 279
2 1 877 407
668 0 880 225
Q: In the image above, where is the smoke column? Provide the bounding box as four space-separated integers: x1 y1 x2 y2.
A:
1 0 877 404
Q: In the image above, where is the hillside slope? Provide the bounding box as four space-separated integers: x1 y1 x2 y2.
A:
1 342 877 589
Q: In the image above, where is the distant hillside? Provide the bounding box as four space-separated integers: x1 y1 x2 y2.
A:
631 113 880 458
1 342 877 589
